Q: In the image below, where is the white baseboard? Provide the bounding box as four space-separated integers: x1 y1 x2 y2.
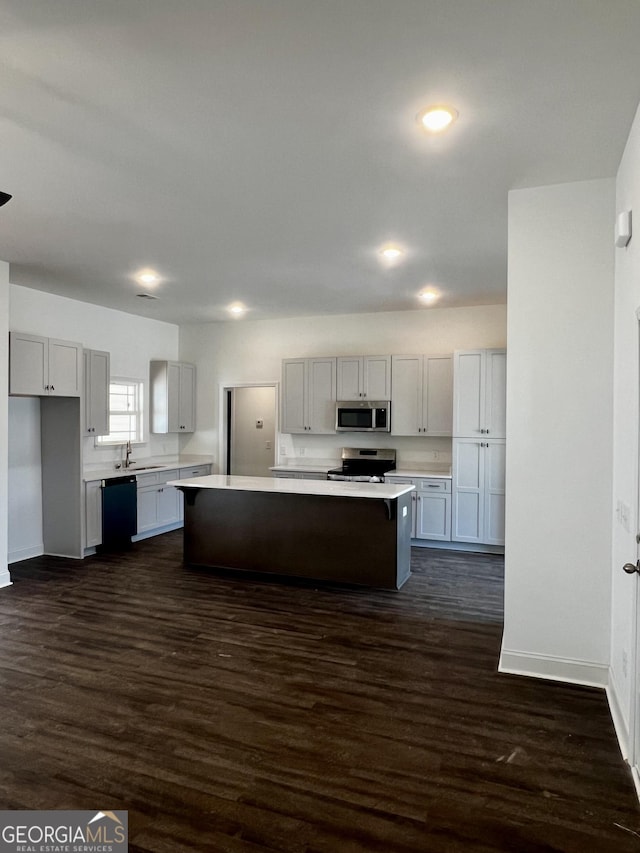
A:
411 539 504 554
0 568 12 589
606 668 630 761
8 544 44 564
498 649 609 689
132 521 182 542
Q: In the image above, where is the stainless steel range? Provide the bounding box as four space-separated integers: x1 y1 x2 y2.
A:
327 448 396 482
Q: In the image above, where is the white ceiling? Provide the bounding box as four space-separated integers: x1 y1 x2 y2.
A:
1 0 640 325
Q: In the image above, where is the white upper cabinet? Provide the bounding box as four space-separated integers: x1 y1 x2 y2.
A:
337 355 391 400
281 357 336 434
150 360 196 433
84 349 110 436
10 332 82 397
391 354 452 436
453 349 506 438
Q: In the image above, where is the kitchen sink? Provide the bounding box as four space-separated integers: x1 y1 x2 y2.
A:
129 465 166 471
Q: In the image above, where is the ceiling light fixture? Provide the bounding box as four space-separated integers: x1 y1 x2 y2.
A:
419 289 439 304
378 244 405 264
228 303 246 316
137 270 159 285
417 105 458 133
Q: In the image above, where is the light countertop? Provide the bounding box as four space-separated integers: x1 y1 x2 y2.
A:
169 474 414 500
83 455 213 482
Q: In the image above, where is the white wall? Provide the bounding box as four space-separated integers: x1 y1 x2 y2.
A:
610 101 640 753
503 178 615 687
0 261 10 586
8 284 180 561
178 304 507 470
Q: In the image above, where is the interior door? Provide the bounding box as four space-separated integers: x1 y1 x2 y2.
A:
229 386 276 477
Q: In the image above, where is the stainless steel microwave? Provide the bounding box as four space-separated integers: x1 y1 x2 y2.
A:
335 401 391 432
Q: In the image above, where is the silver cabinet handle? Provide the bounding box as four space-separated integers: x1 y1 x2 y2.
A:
622 561 640 575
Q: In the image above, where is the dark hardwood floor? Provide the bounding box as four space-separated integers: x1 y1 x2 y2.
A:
0 533 638 852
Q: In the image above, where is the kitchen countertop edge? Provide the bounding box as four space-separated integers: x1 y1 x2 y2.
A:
170 474 414 500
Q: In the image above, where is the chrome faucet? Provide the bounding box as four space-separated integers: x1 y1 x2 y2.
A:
124 441 134 468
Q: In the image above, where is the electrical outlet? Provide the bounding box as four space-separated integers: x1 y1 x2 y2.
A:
280 445 287 455
265 441 272 450
432 450 439 461
299 447 306 456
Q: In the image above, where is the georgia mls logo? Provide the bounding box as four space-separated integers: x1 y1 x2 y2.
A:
0 809 128 853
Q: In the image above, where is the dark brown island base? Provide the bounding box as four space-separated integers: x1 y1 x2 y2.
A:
171 475 415 590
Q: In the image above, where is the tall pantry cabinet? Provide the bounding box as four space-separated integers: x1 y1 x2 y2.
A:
452 349 506 546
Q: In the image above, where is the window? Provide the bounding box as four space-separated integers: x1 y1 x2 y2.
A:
96 378 145 445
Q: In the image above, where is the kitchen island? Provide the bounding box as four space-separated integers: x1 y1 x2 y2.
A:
170 475 415 590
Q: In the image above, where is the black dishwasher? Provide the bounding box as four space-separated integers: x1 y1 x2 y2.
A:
99 475 137 551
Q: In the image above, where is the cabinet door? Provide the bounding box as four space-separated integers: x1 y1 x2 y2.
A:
416 492 451 541
157 485 181 526
179 363 196 432
85 481 103 548
307 357 336 433
390 355 421 435
423 355 453 436
485 350 506 439
452 439 484 542
337 357 363 399
364 355 391 399
9 332 48 395
281 358 307 433
484 440 506 545
84 349 110 436
136 485 159 533
166 362 182 433
453 350 484 437
48 339 82 397
386 477 417 536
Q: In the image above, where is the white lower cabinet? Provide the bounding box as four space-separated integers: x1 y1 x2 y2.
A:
415 479 452 541
384 476 451 541
136 469 181 535
85 480 103 548
452 439 505 545
84 463 212 550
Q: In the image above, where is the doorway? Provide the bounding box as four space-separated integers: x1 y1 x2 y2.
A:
630 314 640 796
225 385 277 477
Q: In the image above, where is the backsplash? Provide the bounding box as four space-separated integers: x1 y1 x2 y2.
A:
280 433 452 471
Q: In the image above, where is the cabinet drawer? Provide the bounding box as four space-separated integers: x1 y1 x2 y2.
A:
385 476 415 485
135 469 179 488
417 478 451 492
179 465 210 478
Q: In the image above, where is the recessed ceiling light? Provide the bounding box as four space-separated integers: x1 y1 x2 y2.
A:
417 105 458 133
228 303 246 316
135 269 160 285
419 289 439 304
378 244 405 264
